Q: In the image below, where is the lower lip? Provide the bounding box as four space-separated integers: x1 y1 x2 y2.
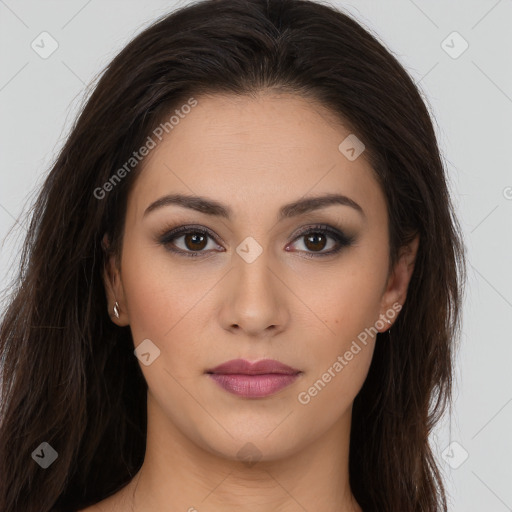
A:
207 373 300 398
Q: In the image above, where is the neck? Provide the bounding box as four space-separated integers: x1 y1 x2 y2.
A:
115 394 362 512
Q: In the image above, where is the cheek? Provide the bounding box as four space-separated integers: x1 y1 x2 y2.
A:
122 261 171 342
120 243 213 375
120 242 178 343
294 273 382 417
120 248 209 421
291 249 386 404
296 256 387 344
295 341 374 432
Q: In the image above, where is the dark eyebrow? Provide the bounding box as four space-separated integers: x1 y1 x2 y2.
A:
143 192 365 220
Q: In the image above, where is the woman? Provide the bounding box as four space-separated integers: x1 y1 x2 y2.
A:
0 0 466 511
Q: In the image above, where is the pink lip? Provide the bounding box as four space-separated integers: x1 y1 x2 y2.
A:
206 359 302 398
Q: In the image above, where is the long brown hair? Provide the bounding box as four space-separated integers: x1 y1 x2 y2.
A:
0 1 466 510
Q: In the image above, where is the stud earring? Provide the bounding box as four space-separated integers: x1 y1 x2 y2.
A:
113 301 120 319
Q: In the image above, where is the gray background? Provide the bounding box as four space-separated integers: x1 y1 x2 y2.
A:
1 1 511 510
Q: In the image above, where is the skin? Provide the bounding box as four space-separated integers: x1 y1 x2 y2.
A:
86 92 419 512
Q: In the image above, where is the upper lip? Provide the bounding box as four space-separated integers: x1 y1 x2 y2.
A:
206 358 301 375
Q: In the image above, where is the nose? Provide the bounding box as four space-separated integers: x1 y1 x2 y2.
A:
219 246 290 338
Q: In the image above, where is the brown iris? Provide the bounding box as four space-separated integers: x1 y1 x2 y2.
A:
303 232 327 252
184 232 208 251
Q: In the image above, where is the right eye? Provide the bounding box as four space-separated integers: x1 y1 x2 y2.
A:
158 225 223 258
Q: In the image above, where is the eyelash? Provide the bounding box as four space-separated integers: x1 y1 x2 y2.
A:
157 223 355 259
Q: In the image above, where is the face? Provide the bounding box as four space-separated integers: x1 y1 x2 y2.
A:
104 92 418 463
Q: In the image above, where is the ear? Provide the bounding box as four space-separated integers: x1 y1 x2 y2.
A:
377 233 419 332
102 233 129 326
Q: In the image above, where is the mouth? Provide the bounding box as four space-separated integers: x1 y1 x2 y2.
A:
206 358 302 398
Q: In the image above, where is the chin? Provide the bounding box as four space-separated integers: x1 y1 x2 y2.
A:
191 423 307 464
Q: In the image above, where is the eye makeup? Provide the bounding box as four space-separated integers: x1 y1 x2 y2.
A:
155 222 356 259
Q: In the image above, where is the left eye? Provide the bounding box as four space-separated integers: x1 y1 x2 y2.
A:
289 229 338 253
158 225 353 258
286 226 354 258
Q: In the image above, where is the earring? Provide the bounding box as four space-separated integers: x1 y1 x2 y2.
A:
113 301 120 319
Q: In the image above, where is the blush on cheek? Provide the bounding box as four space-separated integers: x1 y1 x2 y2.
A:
124 277 175 342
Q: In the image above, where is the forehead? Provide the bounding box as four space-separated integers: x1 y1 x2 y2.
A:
128 92 386 224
